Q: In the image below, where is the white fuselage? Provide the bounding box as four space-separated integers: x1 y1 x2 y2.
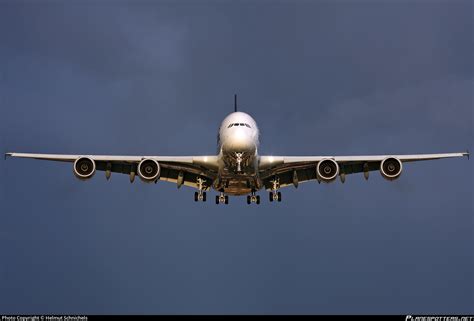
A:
215 112 261 195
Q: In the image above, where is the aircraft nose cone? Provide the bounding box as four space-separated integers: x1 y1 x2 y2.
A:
230 138 253 151
223 130 255 153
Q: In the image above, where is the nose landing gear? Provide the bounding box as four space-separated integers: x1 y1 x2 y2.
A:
235 152 244 172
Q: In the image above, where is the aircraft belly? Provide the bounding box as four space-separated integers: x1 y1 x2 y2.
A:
213 173 262 195
222 179 254 195
223 186 254 196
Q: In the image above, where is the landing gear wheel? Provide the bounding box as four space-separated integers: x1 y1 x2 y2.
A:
203 192 207 202
224 195 229 204
256 195 260 205
215 195 219 204
247 195 251 204
194 192 198 202
277 192 282 202
269 192 273 202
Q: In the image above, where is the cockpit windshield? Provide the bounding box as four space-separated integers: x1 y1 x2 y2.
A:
227 123 251 128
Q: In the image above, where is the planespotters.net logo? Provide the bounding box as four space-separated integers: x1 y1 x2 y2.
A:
406 316 474 321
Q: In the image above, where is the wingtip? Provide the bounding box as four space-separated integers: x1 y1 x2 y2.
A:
466 149 470 160
4 153 11 160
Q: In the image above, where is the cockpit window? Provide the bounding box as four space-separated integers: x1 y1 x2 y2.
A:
228 123 251 128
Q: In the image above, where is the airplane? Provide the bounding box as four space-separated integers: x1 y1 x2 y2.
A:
5 95 469 205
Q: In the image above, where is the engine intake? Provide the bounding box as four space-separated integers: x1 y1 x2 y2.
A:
380 157 402 180
73 157 96 180
317 159 339 182
138 159 160 182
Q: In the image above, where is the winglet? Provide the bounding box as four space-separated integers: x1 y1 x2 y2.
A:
466 149 470 160
4 153 12 160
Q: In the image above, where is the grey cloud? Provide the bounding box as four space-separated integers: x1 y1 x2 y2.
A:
0 3 188 78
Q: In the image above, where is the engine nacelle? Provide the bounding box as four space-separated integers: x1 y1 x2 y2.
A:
316 158 339 183
138 159 161 183
380 157 402 181
73 157 96 180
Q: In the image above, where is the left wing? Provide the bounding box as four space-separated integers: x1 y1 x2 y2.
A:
5 153 219 190
259 152 469 190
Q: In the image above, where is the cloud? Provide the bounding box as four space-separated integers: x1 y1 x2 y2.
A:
0 3 188 78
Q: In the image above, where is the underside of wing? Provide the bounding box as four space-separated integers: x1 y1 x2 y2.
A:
259 151 469 190
5 152 219 190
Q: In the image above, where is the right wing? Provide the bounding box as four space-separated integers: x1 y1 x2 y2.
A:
5 153 219 190
259 152 469 189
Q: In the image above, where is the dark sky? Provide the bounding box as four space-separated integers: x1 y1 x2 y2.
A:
0 0 472 314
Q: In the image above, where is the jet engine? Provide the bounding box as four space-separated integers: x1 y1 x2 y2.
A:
316 159 339 183
73 157 96 180
138 159 161 182
380 157 402 181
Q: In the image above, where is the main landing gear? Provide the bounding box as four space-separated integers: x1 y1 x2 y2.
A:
247 191 260 205
194 177 207 202
216 192 229 205
194 191 206 202
269 191 282 202
269 177 282 202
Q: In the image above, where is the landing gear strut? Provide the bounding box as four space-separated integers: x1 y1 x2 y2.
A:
235 152 244 172
194 177 207 202
269 177 282 202
247 190 260 205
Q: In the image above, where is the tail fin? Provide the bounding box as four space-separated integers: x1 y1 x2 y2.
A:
234 94 237 112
